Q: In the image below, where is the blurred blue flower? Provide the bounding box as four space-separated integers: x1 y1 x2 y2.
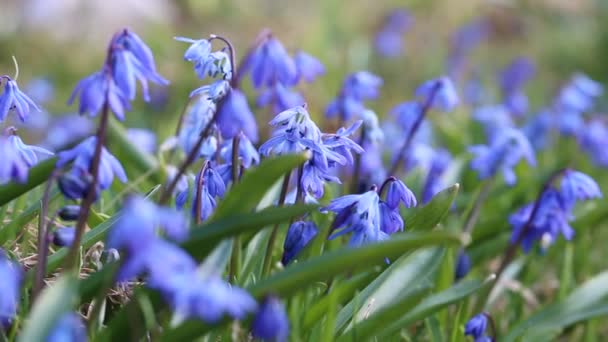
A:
127 128 156 154
322 120 364 166
43 113 93 151
447 20 489 79
463 71 487 106
56 136 127 200
325 94 366 121
374 9 413 57
468 128 536 185
261 105 322 156
190 164 226 222
257 83 304 113
473 105 514 140
52 227 76 247
68 69 131 120
523 110 552 150
415 76 459 112
294 51 325 83
454 250 471 281
217 89 259 142
107 196 188 253
0 249 22 327
464 313 488 339
220 132 260 168
499 57 535 116
580 119 608 166
326 71 382 121
0 130 53 184
390 101 422 133
556 73 602 113
242 34 297 88
175 37 232 80
45 312 86 342
252 296 290 342
0 76 40 122
421 149 452 204
558 110 584 137
26 78 55 104
560 169 602 209
282 221 318 265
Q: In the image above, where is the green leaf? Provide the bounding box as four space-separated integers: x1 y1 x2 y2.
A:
504 270 608 341
249 232 462 298
0 190 60 245
405 183 459 231
212 153 308 220
18 274 79 342
375 276 495 339
0 157 56 207
183 204 316 260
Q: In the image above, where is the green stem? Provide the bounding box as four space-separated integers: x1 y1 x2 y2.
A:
32 172 57 303
261 173 291 276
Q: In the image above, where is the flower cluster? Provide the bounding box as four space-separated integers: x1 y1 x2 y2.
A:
509 169 601 252
55 136 127 200
0 76 40 122
107 196 258 323
323 178 416 247
282 220 318 265
70 29 168 120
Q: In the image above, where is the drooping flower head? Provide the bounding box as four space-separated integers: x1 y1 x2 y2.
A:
216 89 259 142
240 32 297 88
175 37 232 81
294 51 325 83
454 250 471 281
220 132 260 169
510 169 601 252
473 105 514 140
260 105 322 157
0 76 40 122
579 119 608 167
0 249 22 327
257 83 305 113
464 313 490 340
498 57 535 116
189 163 226 222
523 109 553 150
0 128 53 185
468 127 536 186
70 29 168 120
555 73 603 113
252 296 290 342
56 136 127 200
178 95 219 159
325 71 383 121
415 76 459 112
282 221 318 265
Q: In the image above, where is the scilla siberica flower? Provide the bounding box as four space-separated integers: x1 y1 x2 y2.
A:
188 163 226 222
56 136 127 200
446 19 489 79
252 296 290 342
415 76 459 112
464 313 491 341
240 33 297 88
178 94 219 159
454 250 471 281
175 37 232 80
374 9 413 58
0 128 53 184
326 71 383 121
70 29 168 120
257 83 305 113
498 57 535 116
282 221 318 265
509 169 601 252
523 109 552 150
216 133 260 184
0 249 22 327
217 89 259 142
421 149 452 204
45 312 87 342
294 51 325 83
580 119 608 167
468 127 536 186
0 76 40 122
555 73 603 113
473 105 514 140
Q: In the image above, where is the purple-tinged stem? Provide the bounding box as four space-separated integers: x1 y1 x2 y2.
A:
262 172 291 276
64 101 110 271
32 171 58 302
228 136 242 282
388 81 442 176
378 176 397 197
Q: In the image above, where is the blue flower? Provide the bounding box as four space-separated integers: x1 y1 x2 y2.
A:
325 94 366 121
464 313 488 339
43 114 93 151
0 76 40 122
243 34 297 88
499 57 535 94
0 130 53 184
217 89 259 142
0 249 22 327
175 37 232 80
127 128 156 154
190 79 231 102
374 9 413 57
322 120 364 165
256 83 305 113
220 132 260 168
110 46 168 102
473 105 514 139
45 312 86 342
261 105 322 156
252 296 290 342
56 136 127 200
557 110 584 137
108 196 188 254
421 149 452 204
390 102 422 132
556 73 602 113
379 201 404 234
523 109 553 150
385 178 417 210
178 95 218 159
325 72 382 121
294 51 325 83
509 189 574 252
415 76 459 112
52 227 76 247
26 78 55 104
468 128 536 185
454 250 471 281
560 169 602 208
190 164 226 222
300 151 342 198
282 221 318 265
580 119 608 167
113 29 167 85
58 205 80 221
68 69 131 120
